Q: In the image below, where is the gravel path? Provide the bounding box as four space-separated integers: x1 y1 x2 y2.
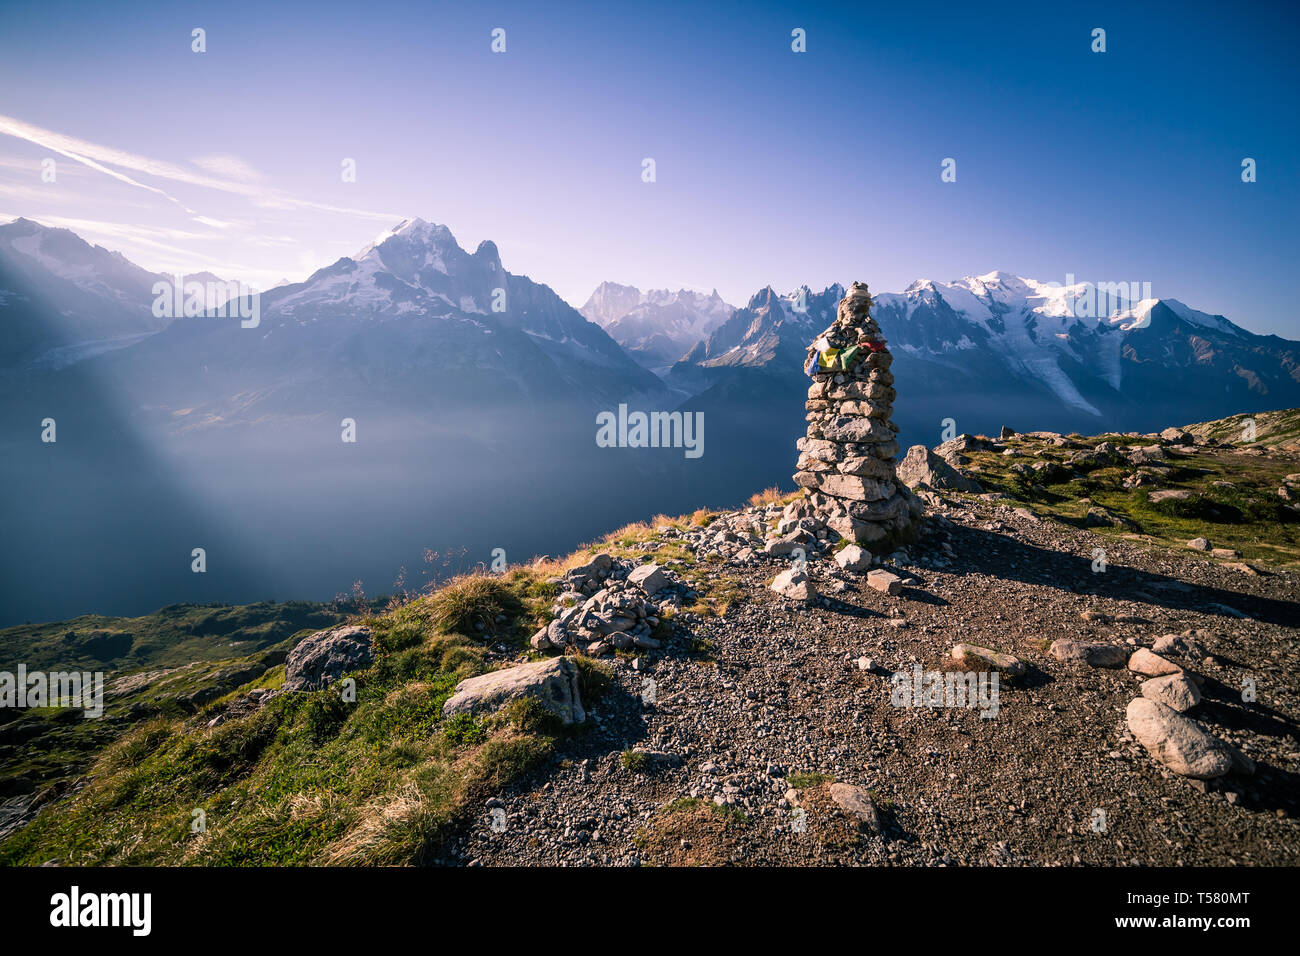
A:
448 494 1299 867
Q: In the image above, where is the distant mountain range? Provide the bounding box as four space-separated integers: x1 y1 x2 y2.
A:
2 213 1298 625
579 282 734 372
4 215 1296 434
655 273 1300 441
0 217 667 424
3 211 1297 455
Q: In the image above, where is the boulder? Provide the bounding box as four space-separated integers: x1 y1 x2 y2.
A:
817 473 895 502
1140 673 1201 712
866 568 903 595
770 568 817 602
828 783 883 832
834 544 872 571
283 625 373 692
627 563 670 595
1152 632 1207 659
950 643 1026 678
820 416 895 445
1049 639 1127 668
571 553 613 578
1128 648 1183 677
442 657 585 725
827 514 888 545
1127 445 1167 464
764 531 813 557
896 444 981 493
1125 698 1232 779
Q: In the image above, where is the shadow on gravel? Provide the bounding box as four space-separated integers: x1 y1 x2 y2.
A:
1196 697 1300 815
1223 762 1300 816
947 526 1300 627
897 585 950 607
827 599 892 621
1014 663 1055 691
1198 676 1297 740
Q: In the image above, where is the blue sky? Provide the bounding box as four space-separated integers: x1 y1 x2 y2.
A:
1 0 1297 335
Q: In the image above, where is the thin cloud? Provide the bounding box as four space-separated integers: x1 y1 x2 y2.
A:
0 114 404 222
190 153 264 182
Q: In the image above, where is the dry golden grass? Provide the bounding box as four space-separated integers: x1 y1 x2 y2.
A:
747 486 793 507
689 508 715 527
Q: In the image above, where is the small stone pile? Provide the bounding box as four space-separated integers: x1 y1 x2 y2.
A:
794 282 920 547
531 553 677 655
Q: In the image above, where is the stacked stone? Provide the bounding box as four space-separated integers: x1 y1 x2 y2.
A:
793 281 919 547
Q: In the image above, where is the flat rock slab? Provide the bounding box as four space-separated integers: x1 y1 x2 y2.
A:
950 643 1026 678
828 783 883 833
1128 647 1183 677
867 568 903 595
1141 673 1202 712
1049 639 1127 668
442 657 585 726
1125 698 1231 779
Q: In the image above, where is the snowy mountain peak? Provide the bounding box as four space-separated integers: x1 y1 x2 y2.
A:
578 282 738 370
1108 297 1242 337
353 218 457 262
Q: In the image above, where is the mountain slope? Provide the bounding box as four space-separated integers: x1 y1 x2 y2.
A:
0 218 176 370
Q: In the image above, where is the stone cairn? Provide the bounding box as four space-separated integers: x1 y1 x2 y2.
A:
793 281 920 547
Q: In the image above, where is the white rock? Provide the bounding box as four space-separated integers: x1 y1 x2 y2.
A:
835 544 872 571
442 657 585 725
770 568 817 602
1049 639 1127 668
1125 698 1232 779
1128 647 1183 677
1141 673 1201 712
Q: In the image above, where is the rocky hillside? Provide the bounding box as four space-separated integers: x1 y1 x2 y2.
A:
2 411 1297 866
